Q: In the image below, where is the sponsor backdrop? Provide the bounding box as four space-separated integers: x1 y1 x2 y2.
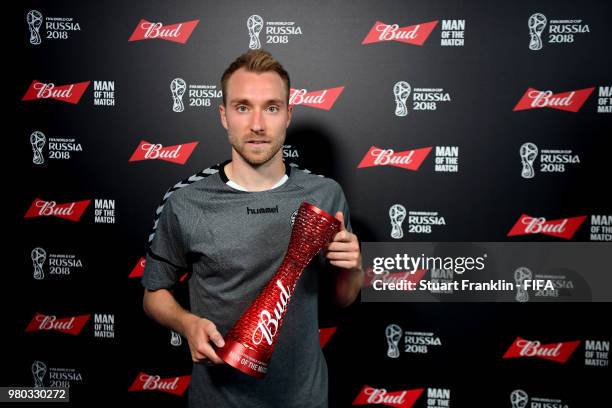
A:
13 0 611 407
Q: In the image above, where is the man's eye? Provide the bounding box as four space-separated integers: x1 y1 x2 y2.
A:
236 105 248 112
267 106 279 113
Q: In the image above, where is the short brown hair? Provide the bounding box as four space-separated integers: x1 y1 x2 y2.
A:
221 49 290 106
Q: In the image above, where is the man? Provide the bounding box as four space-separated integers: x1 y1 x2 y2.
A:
142 49 363 407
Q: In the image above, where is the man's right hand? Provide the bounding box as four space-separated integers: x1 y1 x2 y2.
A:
183 314 226 364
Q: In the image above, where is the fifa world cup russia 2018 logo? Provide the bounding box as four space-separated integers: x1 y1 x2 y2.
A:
32 361 47 387
31 131 46 165
389 204 406 239
385 324 402 358
528 13 547 51
393 81 411 117
171 78 187 113
247 15 264 50
520 142 538 179
31 247 47 280
514 267 532 303
27 10 43 45
511 389 529 408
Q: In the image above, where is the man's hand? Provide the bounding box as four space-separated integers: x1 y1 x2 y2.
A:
324 211 364 307
183 314 226 364
324 211 361 270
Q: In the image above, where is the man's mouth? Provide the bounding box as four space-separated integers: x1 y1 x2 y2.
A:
246 140 270 145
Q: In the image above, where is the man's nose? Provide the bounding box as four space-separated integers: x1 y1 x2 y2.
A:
250 109 264 133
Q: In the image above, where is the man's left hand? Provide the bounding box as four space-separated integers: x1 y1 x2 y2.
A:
324 211 361 270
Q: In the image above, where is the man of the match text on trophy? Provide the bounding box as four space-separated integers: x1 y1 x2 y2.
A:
141 49 363 408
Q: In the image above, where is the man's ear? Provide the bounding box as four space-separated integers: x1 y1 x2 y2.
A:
219 103 228 130
286 105 293 128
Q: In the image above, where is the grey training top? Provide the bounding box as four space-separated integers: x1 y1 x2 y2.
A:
142 160 352 408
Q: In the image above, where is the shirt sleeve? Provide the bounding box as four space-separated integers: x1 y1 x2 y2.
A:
141 197 188 290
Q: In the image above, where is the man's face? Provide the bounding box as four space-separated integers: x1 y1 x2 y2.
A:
220 68 292 166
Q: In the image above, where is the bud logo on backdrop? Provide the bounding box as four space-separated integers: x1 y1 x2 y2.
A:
129 140 198 164
589 215 612 241
358 146 432 170
128 257 146 278
25 313 90 335
29 131 84 165
170 78 222 112
597 86 612 113
393 81 452 116
503 337 581 363
128 19 199 43
519 142 581 178
362 20 438 46
31 361 84 388
513 87 595 112
584 340 609 367
26 10 82 45
358 146 458 173
31 247 84 280
319 327 337 348
22 80 90 104
129 257 189 282
25 198 91 221
527 13 590 51
363 19 466 46
289 86 344 110
246 15 303 49
128 373 191 395
507 214 587 239
352 385 425 408
24 198 116 224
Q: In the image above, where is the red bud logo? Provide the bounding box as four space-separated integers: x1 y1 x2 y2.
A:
25 313 90 335
513 87 595 112
353 385 424 408
503 337 580 363
319 327 337 348
289 87 344 110
129 19 199 43
128 141 198 164
24 198 91 221
507 214 586 239
128 372 191 395
22 80 90 104
362 21 438 45
128 257 147 278
358 146 432 170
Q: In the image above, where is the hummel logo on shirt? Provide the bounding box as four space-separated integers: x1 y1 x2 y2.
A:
246 205 279 215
